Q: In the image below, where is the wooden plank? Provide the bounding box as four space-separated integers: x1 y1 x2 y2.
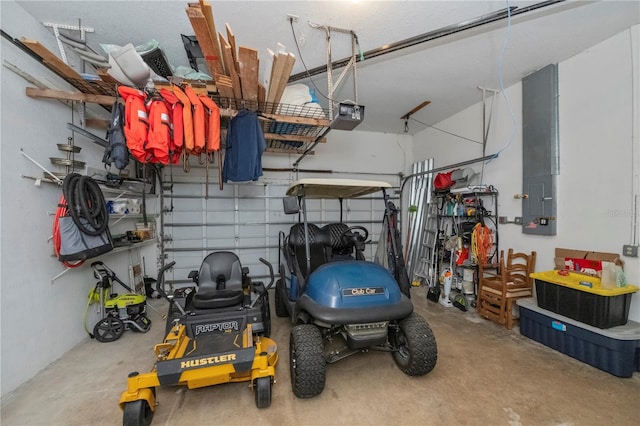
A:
238 47 259 101
26 87 115 105
199 0 224 74
225 23 239 75
265 147 314 155
213 72 234 98
96 68 119 84
400 101 431 119
258 112 329 127
218 33 242 100
266 53 286 108
186 7 224 80
264 133 326 143
257 83 266 109
272 53 297 106
20 38 84 80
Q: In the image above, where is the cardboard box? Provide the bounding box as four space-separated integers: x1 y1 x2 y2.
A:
554 248 624 278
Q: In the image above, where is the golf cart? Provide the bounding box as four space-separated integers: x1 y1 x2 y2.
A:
276 178 438 398
119 252 278 425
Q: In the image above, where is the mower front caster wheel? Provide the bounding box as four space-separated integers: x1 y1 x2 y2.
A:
122 399 154 426
254 377 272 408
94 317 124 342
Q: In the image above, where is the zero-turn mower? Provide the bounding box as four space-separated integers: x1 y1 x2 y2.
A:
119 252 278 425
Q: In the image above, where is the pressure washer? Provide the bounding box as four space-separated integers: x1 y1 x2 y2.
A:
84 261 151 342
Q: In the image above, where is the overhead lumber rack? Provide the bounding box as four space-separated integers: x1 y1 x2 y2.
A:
25 87 330 153
17 0 329 156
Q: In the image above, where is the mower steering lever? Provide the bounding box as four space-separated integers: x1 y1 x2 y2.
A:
155 261 176 300
250 258 275 309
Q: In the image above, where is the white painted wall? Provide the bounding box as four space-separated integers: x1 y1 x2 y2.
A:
0 1 158 398
413 25 640 322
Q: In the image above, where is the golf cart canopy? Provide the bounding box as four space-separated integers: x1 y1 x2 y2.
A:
286 178 392 199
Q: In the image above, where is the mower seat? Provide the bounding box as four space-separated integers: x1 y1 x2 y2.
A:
193 251 247 309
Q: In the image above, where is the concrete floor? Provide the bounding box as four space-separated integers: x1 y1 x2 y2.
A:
2 286 639 426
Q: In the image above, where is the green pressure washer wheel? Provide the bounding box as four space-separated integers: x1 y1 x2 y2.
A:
93 317 125 342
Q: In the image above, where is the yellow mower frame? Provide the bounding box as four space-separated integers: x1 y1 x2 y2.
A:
119 258 278 425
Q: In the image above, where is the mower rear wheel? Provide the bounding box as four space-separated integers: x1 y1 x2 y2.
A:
275 279 288 317
254 377 272 408
390 313 438 376
122 399 154 426
290 324 325 398
93 317 124 342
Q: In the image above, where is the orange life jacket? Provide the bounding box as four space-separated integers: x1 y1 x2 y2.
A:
145 95 170 165
171 86 194 154
199 95 221 152
159 88 183 165
184 85 205 155
117 86 148 163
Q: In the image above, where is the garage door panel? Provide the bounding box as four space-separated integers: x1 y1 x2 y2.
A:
161 179 399 286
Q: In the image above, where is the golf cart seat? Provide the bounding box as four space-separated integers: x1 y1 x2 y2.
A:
191 251 248 309
288 223 330 277
323 223 353 259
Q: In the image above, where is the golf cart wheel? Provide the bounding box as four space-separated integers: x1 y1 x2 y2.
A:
290 324 326 398
254 377 272 408
93 316 125 343
391 313 438 376
122 399 154 426
274 279 288 317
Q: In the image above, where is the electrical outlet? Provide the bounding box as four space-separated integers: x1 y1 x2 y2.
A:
498 216 508 224
514 217 523 224
286 14 299 23
539 217 549 226
623 244 638 257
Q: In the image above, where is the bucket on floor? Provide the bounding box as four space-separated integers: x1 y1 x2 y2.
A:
462 280 474 295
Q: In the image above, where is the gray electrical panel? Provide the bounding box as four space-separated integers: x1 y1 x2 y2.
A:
521 64 558 235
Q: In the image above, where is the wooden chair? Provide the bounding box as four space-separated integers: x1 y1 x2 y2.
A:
477 249 537 329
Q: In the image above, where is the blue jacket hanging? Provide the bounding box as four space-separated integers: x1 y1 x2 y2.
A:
222 109 266 183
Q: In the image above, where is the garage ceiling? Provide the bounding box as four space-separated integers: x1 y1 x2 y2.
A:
15 0 640 136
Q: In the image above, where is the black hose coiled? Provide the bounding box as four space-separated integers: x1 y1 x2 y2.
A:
62 173 109 236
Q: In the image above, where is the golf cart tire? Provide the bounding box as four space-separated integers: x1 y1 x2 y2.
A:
254 377 272 408
290 324 326 398
122 399 154 426
391 313 438 376
275 279 289 318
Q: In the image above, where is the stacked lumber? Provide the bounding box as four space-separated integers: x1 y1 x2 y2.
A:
186 1 296 111
265 49 296 112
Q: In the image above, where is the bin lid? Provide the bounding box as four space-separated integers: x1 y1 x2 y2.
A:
530 270 638 296
517 297 640 339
